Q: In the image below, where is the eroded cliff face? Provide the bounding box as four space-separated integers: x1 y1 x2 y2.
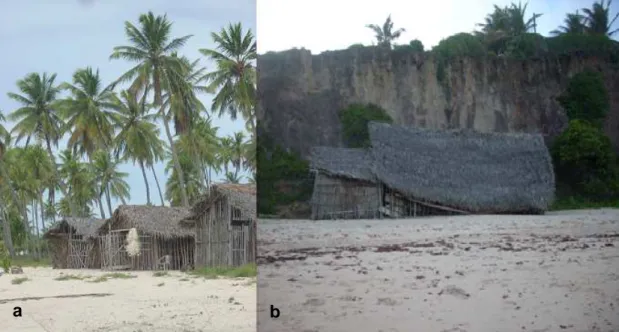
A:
257 47 619 158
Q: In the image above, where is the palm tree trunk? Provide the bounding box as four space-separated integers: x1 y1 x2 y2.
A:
0 203 15 258
97 196 106 219
105 186 114 216
200 161 209 189
37 195 47 259
38 191 46 231
161 114 189 207
44 138 78 219
32 200 40 260
48 187 56 224
150 166 165 206
139 161 152 205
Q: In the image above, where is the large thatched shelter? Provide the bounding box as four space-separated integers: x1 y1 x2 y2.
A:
310 122 555 219
99 205 194 271
309 147 381 219
370 122 555 216
43 217 106 269
180 183 256 268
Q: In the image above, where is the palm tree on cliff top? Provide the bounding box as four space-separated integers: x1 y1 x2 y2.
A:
366 15 405 49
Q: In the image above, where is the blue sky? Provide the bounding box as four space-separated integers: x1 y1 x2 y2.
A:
0 0 255 217
258 0 618 53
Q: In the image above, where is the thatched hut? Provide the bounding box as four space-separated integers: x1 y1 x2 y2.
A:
310 122 555 219
309 147 381 219
99 205 194 271
180 183 256 268
368 122 555 217
43 217 106 269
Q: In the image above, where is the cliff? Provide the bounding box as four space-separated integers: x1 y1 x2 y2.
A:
257 46 619 158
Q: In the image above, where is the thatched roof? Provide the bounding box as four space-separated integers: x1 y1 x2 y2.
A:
368 122 555 213
104 205 194 238
310 146 375 182
182 183 256 225
43 217 106 240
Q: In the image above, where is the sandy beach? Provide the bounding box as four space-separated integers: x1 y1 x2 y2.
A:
257 209 619 332
1 268 256 332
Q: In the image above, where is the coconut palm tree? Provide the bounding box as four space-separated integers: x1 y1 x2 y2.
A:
366 15 406 48
23 145 53 232
59 67 117 158
228 132 247 179
176 117 220 189
91 150 130 217
110 12 192 206
58 149 96 216
164 150 202 207
582 0 619 36
199 23 257 131
7 72 78 218
223 171 242 184
111 89 166 206
551 11 587 35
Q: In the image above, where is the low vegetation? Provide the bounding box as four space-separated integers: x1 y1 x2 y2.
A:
11 277 29 285
188 263 257 279
54 274 90 281
89 272 136 283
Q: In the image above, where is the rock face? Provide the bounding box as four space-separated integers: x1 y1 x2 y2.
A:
257 47 619 159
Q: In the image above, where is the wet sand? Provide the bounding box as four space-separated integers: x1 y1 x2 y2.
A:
257 209 619 332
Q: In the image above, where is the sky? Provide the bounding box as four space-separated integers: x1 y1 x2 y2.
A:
257 0 617 54
0 0 255 218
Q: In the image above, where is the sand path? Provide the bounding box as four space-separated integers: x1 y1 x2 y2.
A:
1 268 256 332
257 209 619 332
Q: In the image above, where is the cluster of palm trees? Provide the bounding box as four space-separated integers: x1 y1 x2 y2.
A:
366 0 618 51
0 12 256 258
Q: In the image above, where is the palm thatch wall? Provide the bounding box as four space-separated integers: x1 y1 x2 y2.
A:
43 217 106 269
181 183 256 268
309 122 555 219
99 205 194 271
369 122 555 214
309 147 381 219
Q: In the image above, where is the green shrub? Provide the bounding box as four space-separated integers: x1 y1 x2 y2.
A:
431 33 486 83
504 33 548 59
257 136 312 215
546 34 619 62
339 103 393 148
557 70 609 127
408 39 424 52
348 43 365 49
551 120 618 198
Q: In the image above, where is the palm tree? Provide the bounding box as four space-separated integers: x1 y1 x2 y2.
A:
58 149 96 216
223 171 242 184
23 146 52 233
112 89 163 206
199 23 257 132
177 117 220 189
582 0 619 36
162 55 208 135
366 15 406 48
7 72 78 218
110 12 193 206
229 132 246 179
91 150 130 217
164 150 202 207
59 67 117 158
551 11 587 35
477 2 542 55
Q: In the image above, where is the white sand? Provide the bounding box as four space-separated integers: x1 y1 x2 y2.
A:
1 268 256 332
257 209 619 332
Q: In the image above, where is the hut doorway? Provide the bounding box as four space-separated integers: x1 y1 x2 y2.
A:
67 238 94 268
230 218 255 266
